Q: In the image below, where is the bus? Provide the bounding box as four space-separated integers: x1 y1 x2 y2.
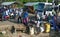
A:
36 2 53 16
24 2 39 13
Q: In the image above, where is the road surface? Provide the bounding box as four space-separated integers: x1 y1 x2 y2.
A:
0 21 49 37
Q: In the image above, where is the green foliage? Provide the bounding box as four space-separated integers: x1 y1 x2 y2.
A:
48 0 52 2
4 0 52 3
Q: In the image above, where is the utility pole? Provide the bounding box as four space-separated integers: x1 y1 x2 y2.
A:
52 0 56 14
52 0 55 7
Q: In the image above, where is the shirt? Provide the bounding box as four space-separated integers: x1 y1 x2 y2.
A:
42 15 45 19
23 12 28 18
9 9 12 12
18 11 22 16
5 10 9 15
35 21 40 27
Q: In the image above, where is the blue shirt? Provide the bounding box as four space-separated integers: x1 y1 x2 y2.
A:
23 12 28 18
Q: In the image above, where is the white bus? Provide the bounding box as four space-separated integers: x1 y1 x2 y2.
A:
37 2 53 16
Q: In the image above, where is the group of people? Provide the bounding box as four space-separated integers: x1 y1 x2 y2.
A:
0 6 60 35
0 6 23 21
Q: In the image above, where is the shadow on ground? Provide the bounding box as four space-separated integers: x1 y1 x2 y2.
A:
49 30 60 37
8 19 19 24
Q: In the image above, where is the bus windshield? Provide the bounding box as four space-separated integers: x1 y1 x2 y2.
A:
37 3 45 12
45 5 52 11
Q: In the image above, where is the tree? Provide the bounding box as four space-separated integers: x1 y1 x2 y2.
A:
48 0 52 2
54 0 58 5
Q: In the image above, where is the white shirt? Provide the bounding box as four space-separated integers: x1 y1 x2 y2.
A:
9 9 12 12
18 11 22 16
6 10 9 15
37 21 40 27
34 21 40 27
42 15 45 19
21 8 23 12
16 10 18 14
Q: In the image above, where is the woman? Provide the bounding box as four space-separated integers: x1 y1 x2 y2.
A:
22 10 29 33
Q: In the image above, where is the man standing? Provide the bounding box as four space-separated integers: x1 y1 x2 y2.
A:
17 9 22 23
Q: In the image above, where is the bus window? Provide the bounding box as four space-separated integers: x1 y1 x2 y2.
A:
37 3 45 12
45 5 52 11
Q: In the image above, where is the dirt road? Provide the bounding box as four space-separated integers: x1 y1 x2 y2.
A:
0 21 49 37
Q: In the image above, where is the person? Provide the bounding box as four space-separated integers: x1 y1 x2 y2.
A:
0 13 2 21
34 13 41 34
22 10 29 26
47 13 52 22
42 13 46 21
56 14 60 31
32 19 41 34
13 9 16 19
6 9 10 20
11 26 15 34
50 14 57 31
45 14 48 21
2 8 9 21
35 10 41 21
17 9 22 23
0 7 5 21
36 21 40 34
22 10 29 33
40 22 45 33
36 14 40 20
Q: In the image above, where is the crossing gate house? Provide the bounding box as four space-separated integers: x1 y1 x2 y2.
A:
24 2 39 13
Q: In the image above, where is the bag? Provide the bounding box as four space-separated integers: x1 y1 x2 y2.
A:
40 27 44 32
45 23 50 33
